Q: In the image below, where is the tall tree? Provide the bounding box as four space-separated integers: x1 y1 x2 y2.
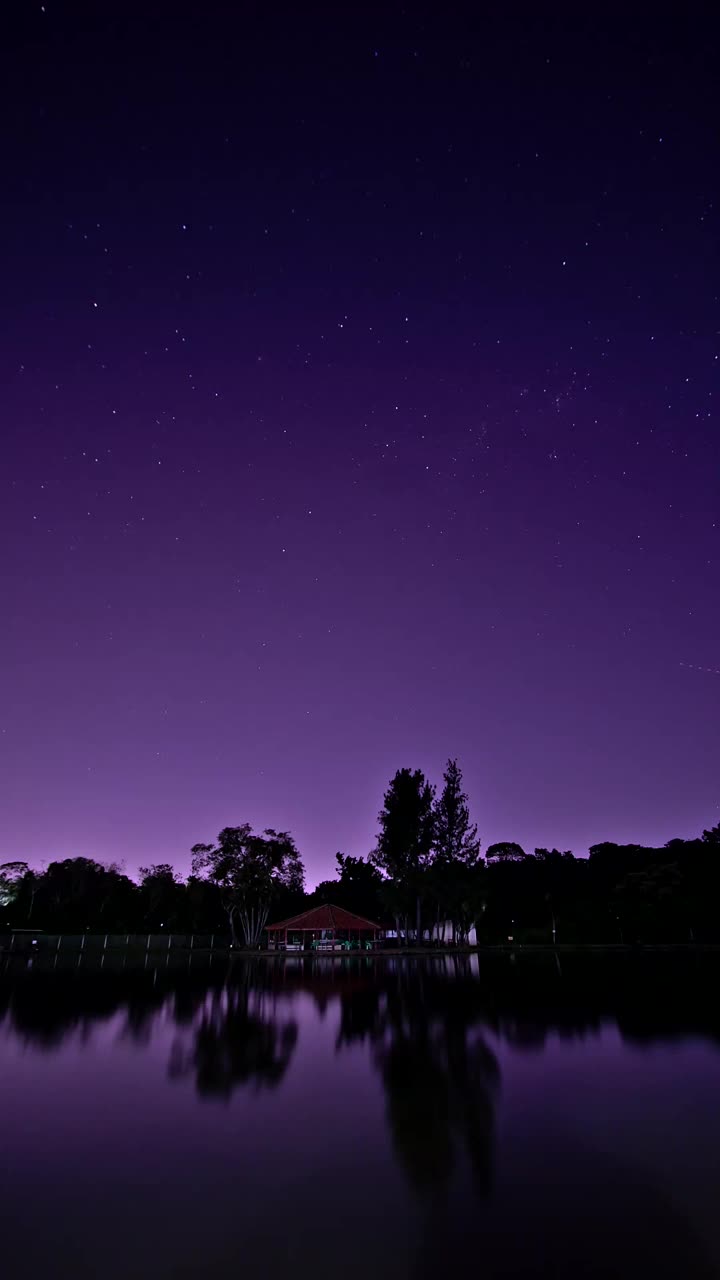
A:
431 759 483 942
372 768 435 942
433 760 481 866
191 826 304 947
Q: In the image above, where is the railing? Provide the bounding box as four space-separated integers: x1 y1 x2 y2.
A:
0 933 386 971
0 932 230 957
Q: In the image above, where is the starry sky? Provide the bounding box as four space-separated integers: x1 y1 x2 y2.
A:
1 4 718 884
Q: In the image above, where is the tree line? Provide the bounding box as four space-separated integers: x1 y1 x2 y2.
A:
2 758 719 946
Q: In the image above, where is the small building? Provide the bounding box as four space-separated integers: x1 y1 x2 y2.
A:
266 904 382 951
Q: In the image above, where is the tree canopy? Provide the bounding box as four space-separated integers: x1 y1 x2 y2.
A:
372 767 435 937
191 825 305 946
3 768 720 947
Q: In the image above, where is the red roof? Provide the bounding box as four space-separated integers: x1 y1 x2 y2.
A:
267 903 382 933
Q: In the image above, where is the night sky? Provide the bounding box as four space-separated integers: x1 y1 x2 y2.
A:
2 4 718 884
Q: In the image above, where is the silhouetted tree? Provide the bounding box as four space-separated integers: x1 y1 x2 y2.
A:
372 768 435 942
379 877 411 941
309 853 384 920
6 785 720 946
0 862 29 911
191 826 305 947
486 841 527 862
138 863 184 929
34 858 136 931
311 877 338 904
184 874 222 932
431 759 483 942
433 761 481 867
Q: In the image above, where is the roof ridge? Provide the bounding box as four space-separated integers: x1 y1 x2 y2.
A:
266 902 383 931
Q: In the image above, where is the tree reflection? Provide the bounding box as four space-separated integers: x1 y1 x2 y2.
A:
335 961 499 1196
169 964 298 1098
2 973 162 1050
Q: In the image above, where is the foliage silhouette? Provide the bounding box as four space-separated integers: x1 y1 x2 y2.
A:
372 767 435 941
428 758 484 943
4 761 720 945
191 826 305 946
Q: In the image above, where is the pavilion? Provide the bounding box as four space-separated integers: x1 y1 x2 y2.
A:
266 903 383 951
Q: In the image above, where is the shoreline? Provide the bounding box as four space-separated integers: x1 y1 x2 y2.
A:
3 939 720 959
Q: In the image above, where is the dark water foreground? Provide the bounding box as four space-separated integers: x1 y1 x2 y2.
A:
2 952 720 1279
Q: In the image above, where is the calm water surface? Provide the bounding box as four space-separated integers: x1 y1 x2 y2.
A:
2 952 719 1279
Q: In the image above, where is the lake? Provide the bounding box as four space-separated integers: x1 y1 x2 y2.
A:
2 951 720 1279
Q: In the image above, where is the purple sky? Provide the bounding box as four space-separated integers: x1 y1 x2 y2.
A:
1 6 718 885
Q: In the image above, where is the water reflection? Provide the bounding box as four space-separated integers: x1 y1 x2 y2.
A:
334 969 498 1193
2 952 720 1279
168 977 298 1098
4 949 720 1056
